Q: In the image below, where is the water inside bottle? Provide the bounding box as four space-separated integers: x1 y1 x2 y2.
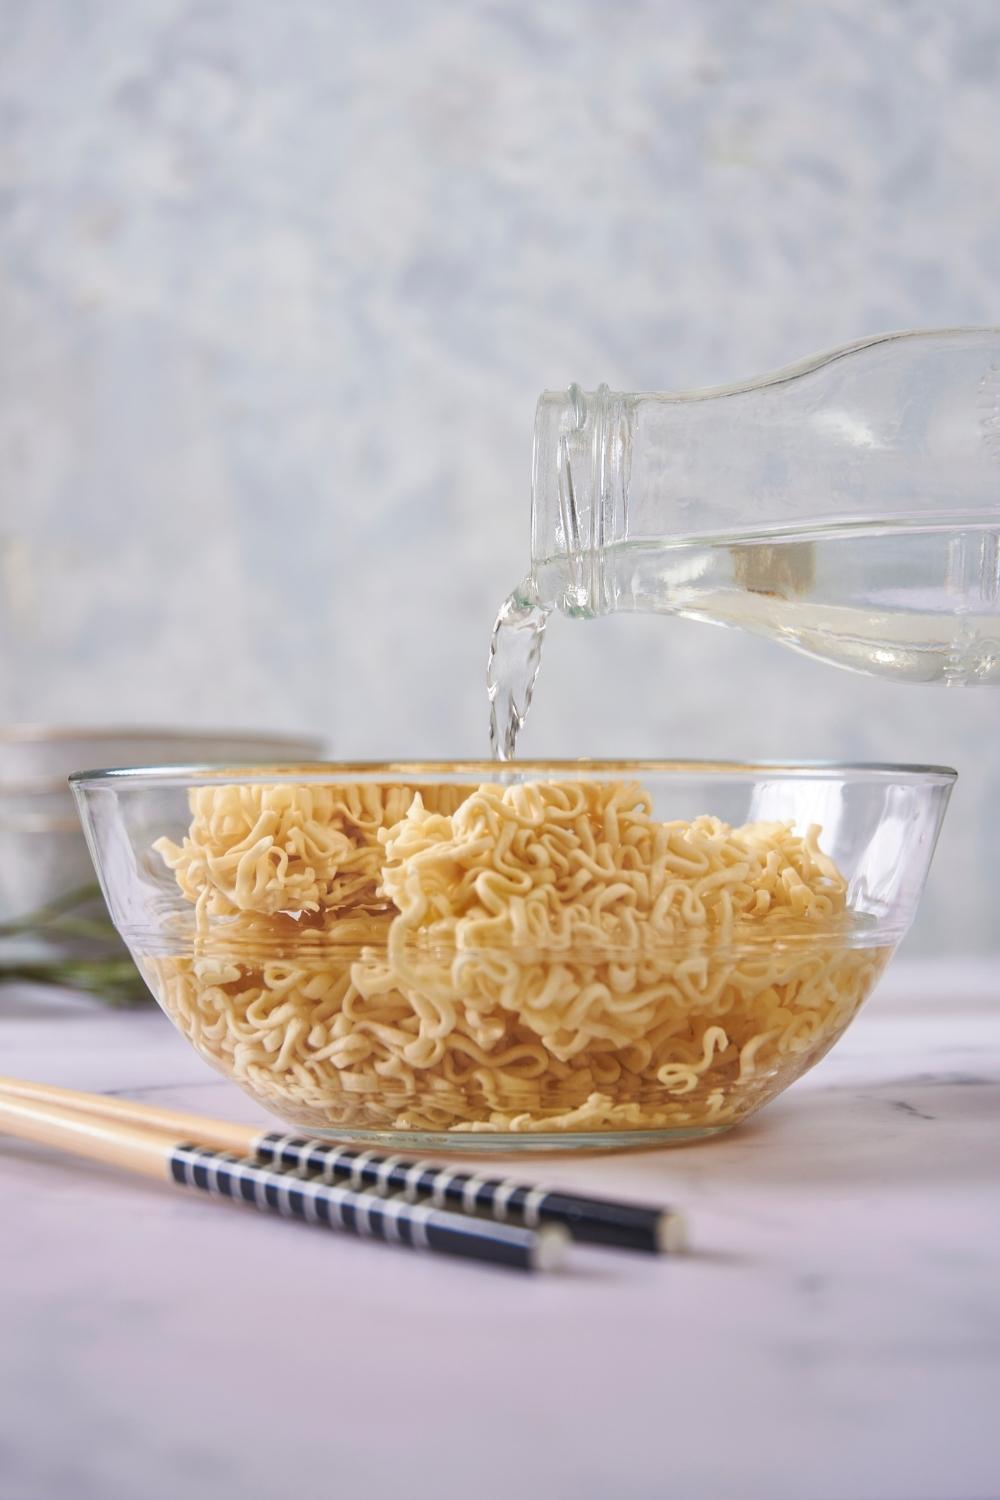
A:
673 525 1000 683
489 523 1000 758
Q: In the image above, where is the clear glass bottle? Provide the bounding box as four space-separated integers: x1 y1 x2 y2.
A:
529 327 1000 685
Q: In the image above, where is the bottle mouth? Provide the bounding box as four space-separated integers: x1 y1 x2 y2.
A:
531 385 628 615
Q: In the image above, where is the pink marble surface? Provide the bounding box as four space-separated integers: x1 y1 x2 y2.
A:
0 958 997 1500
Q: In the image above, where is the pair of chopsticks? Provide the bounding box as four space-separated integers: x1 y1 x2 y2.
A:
0 1077 686 1273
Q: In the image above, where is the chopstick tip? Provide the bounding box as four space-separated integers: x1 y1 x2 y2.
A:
656 1211 687 1255
532 1223 571 1272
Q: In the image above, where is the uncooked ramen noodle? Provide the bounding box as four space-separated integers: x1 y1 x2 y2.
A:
147 780 887 1134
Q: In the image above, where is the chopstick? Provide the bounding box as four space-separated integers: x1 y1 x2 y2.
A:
0 1075 253 1153
0 1091 567 1273
0 1076 686 1254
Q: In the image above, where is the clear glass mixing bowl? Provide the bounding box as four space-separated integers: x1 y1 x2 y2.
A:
71 761 955 1150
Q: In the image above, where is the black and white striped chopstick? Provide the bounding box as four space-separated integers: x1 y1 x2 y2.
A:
169 1144 568 1272
253 1136 685 1255
0 1077 685 1260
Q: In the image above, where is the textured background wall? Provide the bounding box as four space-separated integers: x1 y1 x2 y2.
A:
1 0 998 954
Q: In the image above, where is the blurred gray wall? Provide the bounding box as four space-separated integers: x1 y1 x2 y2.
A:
1 0 998 955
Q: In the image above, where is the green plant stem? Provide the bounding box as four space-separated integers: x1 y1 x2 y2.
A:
0 880 150 1005
0 957 151 1006
0 880 108 937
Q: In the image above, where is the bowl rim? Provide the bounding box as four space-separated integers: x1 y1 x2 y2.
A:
68 758 959 788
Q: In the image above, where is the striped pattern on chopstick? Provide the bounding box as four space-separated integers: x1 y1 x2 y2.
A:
0 1086 567 1274
0 1076 688 1256
169 1144 567 1271
256 1136 685 1254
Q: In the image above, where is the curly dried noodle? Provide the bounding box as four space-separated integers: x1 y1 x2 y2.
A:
148 780 887 1134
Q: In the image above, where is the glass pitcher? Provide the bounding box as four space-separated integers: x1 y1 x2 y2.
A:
490 327 1000 755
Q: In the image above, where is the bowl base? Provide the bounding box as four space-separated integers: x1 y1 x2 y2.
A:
263 1122 736 1154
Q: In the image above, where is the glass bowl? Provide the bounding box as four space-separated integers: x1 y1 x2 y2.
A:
71 761 955 1150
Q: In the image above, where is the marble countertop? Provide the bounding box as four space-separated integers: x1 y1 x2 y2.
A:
1 959 997 1500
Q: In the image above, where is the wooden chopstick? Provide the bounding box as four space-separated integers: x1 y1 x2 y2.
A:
0 1091 567 1273
0 1077 686 1254
0 1075 252 1154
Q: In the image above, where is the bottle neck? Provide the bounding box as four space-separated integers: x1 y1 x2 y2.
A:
531 333 1000 617
531 385 629 615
